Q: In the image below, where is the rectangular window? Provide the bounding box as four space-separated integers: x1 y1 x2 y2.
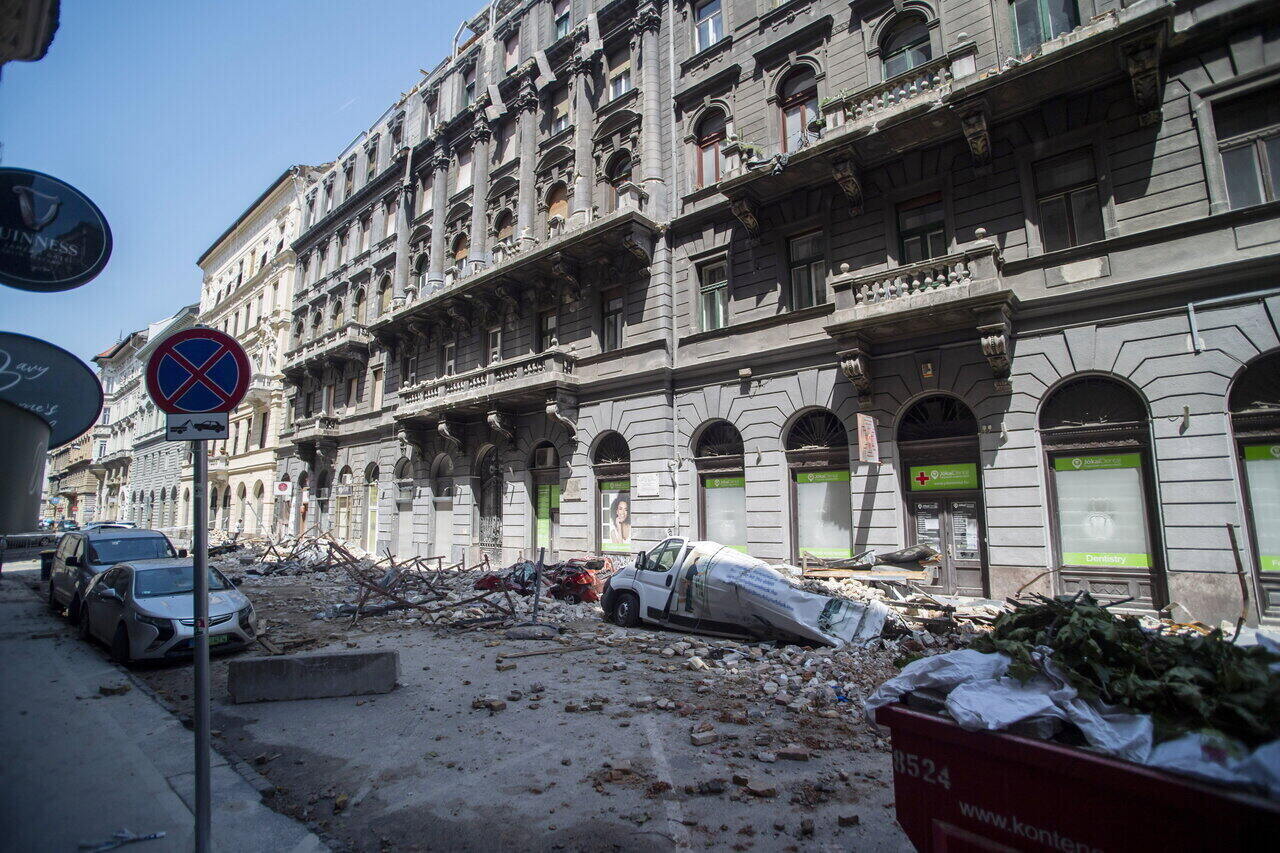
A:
366 147 377 182
538 311 558 352
458 148 474 189
371 367 384 409
602 291 625 352
486 326 502 365
1051 453 1152 569
324 183 333 212
385 202 397 239
1034 147 1104 252
400 355 417 386
1009 0 1080 56
462 68 476 108
694 0 723 52
608 49 632 101
442 341 456 376
1214 87 1280 209
1243 443 1280 574
97 440 107 458
897 194 947 263
599 479 631 552
322 383 335 413
305 391 316 417
504 34 520 72
345 376 359 408
493 120 515 164
551 88 569 135
258 410 269 446
553 0 571 40
535 482 561 550
698 259 728 331
787 231 825 310
793 469 852 559
702 474 747 552
360 218 370 252
343 165 354 198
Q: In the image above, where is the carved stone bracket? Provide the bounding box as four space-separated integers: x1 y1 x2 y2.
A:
838 343 873 400
437 419 462 452
396 425 425 462
486 410 514 445
296 442 316 467
729 195 760 241
956 101 991 174
1119 28 1165 127
545 395 578 443
551 252 581 302
632 2 662 35
444 300 471 331
831 157 864 216
977 308 1013 384
622 231 651 267
494 283 521 315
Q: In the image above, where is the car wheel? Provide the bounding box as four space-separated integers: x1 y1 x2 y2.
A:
111 625 132 665
78 609 93 643
613 592 640 628
67 594 82 626
563 592 581 605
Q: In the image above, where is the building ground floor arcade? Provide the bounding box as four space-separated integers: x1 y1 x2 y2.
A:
274 294 1280 627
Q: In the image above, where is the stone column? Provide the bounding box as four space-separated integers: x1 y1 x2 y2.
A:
636 2 664 219
392 148 413 302
515 84 539 246
427 147 450 288
570 52 598 227
467 120 493 269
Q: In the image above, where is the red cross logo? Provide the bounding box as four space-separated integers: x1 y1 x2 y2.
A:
915 472 930 486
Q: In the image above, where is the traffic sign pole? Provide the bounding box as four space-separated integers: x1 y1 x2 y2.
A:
192 445 211 853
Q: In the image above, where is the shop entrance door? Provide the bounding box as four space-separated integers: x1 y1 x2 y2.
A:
908 496 985 596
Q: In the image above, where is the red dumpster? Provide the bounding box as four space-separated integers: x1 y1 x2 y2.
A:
878 702 1280 852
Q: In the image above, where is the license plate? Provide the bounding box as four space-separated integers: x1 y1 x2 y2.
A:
208 634 230 646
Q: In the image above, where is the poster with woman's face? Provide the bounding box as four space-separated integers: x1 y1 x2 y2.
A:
599 480 631 552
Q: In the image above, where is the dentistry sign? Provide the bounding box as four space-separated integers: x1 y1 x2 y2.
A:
0 168 113 293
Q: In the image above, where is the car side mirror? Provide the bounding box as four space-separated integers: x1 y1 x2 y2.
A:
65 555 80 568
178 548 188 558
101 588 121 601
635 551 649 571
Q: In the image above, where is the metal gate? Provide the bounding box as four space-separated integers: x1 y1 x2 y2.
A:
478 450 503 559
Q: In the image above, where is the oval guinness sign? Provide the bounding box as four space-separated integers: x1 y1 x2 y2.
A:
0 167 112 293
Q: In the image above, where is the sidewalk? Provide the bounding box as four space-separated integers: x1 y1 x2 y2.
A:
0 562 326 852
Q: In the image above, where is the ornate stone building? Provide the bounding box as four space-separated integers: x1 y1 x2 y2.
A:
278 0 1280 625
44 432 95 524
185 167 319 537
89 330 150 522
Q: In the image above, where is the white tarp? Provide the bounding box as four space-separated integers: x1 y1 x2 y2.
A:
672 542 890 647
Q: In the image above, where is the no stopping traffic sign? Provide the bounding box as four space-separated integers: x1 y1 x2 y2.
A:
145 327 250 414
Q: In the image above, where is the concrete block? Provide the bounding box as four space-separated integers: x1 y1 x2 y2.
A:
227 650 399 704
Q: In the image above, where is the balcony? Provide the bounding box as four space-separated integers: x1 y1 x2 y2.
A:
283 322 371 377
244 373 283 405
396 349 578 422
290 415 339 446
824 242 1013 344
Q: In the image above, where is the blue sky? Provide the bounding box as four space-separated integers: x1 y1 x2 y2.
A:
0 0 478 364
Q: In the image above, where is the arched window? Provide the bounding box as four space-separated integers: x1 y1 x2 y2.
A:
310 310 322 338
531 442 561 555
364 465 380 553
377 277 392 315
329 299 344 330
352 288 366 324
414 255 428 291
494 210 515 244
881 17 932 78
253 481 265 534
546 184 569 226
695 110 727 188
779 67 819 152
606 153 633 212
476 448 503 558
1230 351 1280 617
897 395 984 595
785 410 850 561
1039 376 1163 607
593 432 632 554
335 466 353 542
293 320 304 343
452 233 470 266
694 421 746 550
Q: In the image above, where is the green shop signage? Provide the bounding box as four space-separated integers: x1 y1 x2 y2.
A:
794 470 850 484
704 476 746 489
1054 453 1142 471
1243 444 1280 462
1063 551 1152 569
909 463 978 491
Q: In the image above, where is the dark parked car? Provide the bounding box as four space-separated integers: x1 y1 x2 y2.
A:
47 529 183 623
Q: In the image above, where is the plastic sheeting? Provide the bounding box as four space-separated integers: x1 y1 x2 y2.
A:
670 542 891 647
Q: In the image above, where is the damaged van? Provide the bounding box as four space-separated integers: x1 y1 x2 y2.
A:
601 538 890 648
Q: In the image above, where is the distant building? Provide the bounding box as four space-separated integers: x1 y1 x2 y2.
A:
44 432 94 524
89 331 149 522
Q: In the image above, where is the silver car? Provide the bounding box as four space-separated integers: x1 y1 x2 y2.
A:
78 558 257 663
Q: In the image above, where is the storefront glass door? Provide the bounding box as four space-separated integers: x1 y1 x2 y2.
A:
909 496 984 595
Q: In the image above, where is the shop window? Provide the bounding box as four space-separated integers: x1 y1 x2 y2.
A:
785 410 851 561
531 443 561 556
698 259 728 331
694 0 723 53
882 19 932 79
1214 87 1280 209
695 110 726 188
602 289 625 352
1040 376 1163 607
593 432 631 554
780 67 819 152
694 421 746 552
897 193 947 263
1229 351 1280 617
1034 147 1104 252
1009 0 1080 56
787 231 825 310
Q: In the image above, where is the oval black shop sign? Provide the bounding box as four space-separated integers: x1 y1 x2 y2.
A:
0 167 112 293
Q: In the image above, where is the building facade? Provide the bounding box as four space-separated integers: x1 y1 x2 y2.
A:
188 167 318 537
44 432 96 524
90 331 149 523
276 0 1280 625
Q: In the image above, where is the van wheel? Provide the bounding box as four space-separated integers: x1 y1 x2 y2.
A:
613 592 640 628
111 625 133 665
67 595 82 626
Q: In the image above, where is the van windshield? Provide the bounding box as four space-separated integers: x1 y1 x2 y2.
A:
88 536 175 565
134 565 231 598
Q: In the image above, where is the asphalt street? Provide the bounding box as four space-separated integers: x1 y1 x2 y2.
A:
0 561 326 853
